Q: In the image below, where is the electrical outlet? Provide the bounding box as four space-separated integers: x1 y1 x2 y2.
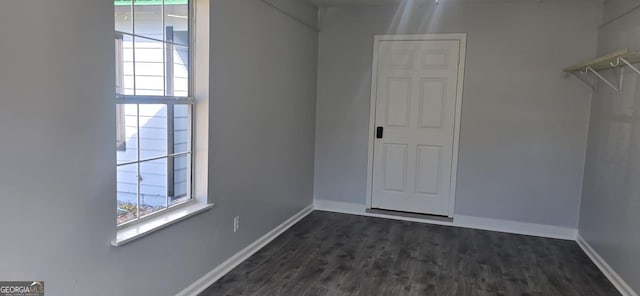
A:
233 216 239 232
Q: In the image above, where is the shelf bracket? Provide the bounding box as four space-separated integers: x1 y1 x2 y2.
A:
585 66 623 92
610 57 640 75
567 72 595 91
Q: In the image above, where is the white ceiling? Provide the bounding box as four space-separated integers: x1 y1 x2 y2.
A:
307 0 433 7
307 0 552 8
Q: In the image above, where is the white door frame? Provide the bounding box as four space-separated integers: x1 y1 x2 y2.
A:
366 33 467 218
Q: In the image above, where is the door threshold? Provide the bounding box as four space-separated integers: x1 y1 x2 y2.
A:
366 208 453 223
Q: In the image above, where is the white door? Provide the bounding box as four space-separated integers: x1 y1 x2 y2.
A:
370 36 464 217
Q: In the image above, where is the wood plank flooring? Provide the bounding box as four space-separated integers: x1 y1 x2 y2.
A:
200 211 619 296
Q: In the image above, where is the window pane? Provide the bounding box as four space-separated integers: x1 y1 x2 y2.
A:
116 34 135 95
134 36 166 95
165 2 189 97
114 0 133 34
117 104 138 165
138 104 168 159
173 104 190 153
165 3 189 47
171 45 189 97
117 163 138 225
133 2 163 41
171 154 190 206
140 159 168 217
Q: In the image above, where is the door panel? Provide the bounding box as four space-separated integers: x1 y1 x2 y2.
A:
383 143 408 192
371 38 461 216
386 78 412 127
421 50 449 68
415 145 441 195
419 78 446 128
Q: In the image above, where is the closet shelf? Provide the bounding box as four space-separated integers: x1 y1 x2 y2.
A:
564 49 640 92
563 49 640 73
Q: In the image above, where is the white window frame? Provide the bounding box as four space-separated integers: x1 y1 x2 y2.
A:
112 0 212 246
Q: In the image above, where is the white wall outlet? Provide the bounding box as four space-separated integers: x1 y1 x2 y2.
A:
233 216 239 232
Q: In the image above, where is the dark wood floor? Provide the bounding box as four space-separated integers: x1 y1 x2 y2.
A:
201 211 619 296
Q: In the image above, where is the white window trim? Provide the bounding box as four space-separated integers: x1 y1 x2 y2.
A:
112 0 211 247
112 202 213 246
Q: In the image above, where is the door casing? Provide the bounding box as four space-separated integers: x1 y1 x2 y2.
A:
366 33 467 218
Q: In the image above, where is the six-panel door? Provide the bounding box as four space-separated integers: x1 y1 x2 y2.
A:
371 39 461 216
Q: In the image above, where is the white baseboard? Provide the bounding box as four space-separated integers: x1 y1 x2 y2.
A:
313 199 577 240
454 215 577 240
576 234 638 296
176 204 314 296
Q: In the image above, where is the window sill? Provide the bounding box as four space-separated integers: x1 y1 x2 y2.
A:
111 202 214 247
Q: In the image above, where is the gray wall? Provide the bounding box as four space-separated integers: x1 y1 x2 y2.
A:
0 0 317 295
314 0 601 228
579 0 640 292
263 0 319 29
